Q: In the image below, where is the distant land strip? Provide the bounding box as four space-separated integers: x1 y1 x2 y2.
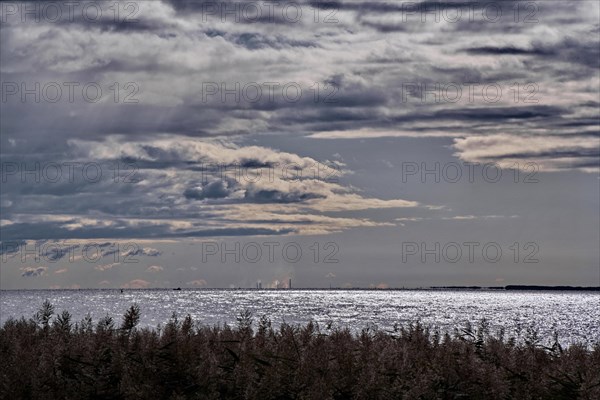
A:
2 286 600 291
430 285 600 291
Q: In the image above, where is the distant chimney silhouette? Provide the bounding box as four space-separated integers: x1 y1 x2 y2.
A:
288 278 292 289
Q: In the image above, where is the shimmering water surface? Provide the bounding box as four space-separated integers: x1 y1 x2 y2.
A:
1 289 598 346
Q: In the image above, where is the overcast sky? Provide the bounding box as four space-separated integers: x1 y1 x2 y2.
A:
1 0 598 289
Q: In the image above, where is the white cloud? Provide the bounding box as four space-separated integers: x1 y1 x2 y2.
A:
95 263 120 271
146 265 164 272
453 134 599 172
121 279 151 289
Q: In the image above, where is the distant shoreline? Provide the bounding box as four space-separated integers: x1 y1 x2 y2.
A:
2 285 599 291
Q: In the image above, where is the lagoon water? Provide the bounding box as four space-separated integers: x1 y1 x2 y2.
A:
1 289 598 346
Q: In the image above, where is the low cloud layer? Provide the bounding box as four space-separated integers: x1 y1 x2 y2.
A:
1 137 421 241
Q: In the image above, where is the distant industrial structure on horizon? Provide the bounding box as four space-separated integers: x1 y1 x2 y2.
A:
255 278 292 289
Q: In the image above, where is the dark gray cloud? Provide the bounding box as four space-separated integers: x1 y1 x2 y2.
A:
464 38 600 69
230 32 318 49
243 188 327 204
20 266 47 277
184 180 231 200
465 46 551 56
1 0 597 147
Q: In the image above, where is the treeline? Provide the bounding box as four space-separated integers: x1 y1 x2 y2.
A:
505 285 600 291
1 301 599 399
